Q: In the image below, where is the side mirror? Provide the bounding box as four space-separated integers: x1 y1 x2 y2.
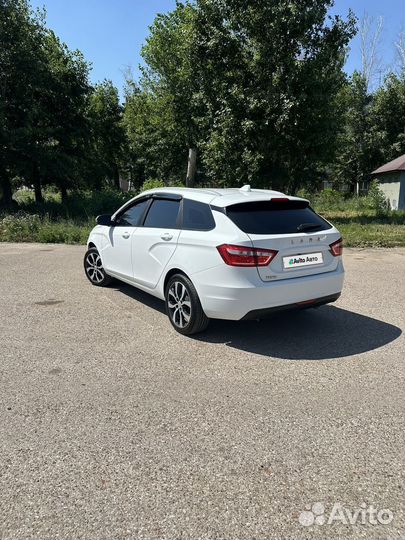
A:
96 214 114 226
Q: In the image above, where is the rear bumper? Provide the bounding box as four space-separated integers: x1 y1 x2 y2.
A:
193 260 344 320
241 292 341 320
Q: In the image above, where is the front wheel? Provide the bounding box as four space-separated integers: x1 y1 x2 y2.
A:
165 274 209 335
83 247 112 287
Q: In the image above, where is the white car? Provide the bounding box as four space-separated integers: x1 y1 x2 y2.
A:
84 186 344 335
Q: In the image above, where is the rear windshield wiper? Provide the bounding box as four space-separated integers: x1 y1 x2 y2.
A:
296 223 322 232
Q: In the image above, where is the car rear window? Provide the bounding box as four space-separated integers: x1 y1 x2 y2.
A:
182 199 215 231
225 200 332 234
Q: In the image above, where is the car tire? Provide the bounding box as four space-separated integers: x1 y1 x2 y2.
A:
83 247 112 287
165 273 209 335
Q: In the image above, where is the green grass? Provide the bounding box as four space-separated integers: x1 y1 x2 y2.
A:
0 188 404 247
0 213 92 244
336 222 404 247
321 211 405 247
0 189 130 244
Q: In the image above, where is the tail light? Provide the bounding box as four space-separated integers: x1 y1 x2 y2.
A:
217 244 278 267
329 237 343 257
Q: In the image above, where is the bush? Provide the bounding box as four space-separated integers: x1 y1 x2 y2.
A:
140 179 165 192
367 180 390 214
12 188 133 219
0 212 91 244
295 188 313 200
314 189 345 211
139 179 185 192
300 183 392 217
13 189 36 205
0 212 41 241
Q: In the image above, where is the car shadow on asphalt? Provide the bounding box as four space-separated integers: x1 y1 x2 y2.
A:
112 282 402 361
111 281 167 314
197 306 402 360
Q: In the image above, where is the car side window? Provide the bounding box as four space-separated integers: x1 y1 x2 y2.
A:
115 199 150 227
182 199 215 231
143 199 180 228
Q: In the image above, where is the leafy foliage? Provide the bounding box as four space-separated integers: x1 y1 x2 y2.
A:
0 0 124 207
12 188 132 219
0 212 91 243
367 180 390 214
333 72 376 190
124 0 356 191
1 0 404 210
123 84 188 186
370 73 405 164
332 70 405 192
190 0 356 190
0 0 48 205
140 179 166 191
85 80 126 190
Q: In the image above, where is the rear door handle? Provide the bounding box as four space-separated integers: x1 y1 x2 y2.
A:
122 232 130 239
161 233 173 241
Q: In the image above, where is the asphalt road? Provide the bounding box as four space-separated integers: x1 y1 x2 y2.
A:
0 243 404 540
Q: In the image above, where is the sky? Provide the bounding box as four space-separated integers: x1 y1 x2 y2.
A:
31 0 404 100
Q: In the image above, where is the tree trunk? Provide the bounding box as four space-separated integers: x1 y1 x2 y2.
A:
33 165 43 203
61 185 68 203
0 174 13 208
0 175 13 208
113 164 120 190
186 148 197 187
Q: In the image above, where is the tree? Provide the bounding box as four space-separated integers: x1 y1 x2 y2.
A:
191 0 356 191
0 0 91 205
333 72 377 193
139 2 198 185
370 72 405 164
332 70 405 193
86 80 125 190
123 82 187 187
0 0 48 206
33 30 91 201
123 0 356 191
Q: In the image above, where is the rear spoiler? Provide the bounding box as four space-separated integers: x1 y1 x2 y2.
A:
211 199 310 213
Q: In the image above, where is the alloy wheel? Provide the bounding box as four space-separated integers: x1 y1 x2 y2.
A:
167 280 192 328
85 252 104 284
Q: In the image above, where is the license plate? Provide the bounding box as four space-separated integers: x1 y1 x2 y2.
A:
283 252 323 269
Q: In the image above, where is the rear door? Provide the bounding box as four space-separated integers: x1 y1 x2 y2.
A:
131 196 181 288
225 200 341 282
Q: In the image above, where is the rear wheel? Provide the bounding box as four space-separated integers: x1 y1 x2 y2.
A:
83 247 112 287
165 274 209 335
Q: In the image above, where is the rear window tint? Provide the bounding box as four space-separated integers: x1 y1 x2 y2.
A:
182 199 215 230
226 200 331 234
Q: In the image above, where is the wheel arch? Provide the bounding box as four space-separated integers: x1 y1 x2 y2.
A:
86 241 106 268
163 268 190 294
163 267 209 334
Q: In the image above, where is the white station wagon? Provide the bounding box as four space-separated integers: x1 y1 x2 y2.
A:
84 186 344 334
